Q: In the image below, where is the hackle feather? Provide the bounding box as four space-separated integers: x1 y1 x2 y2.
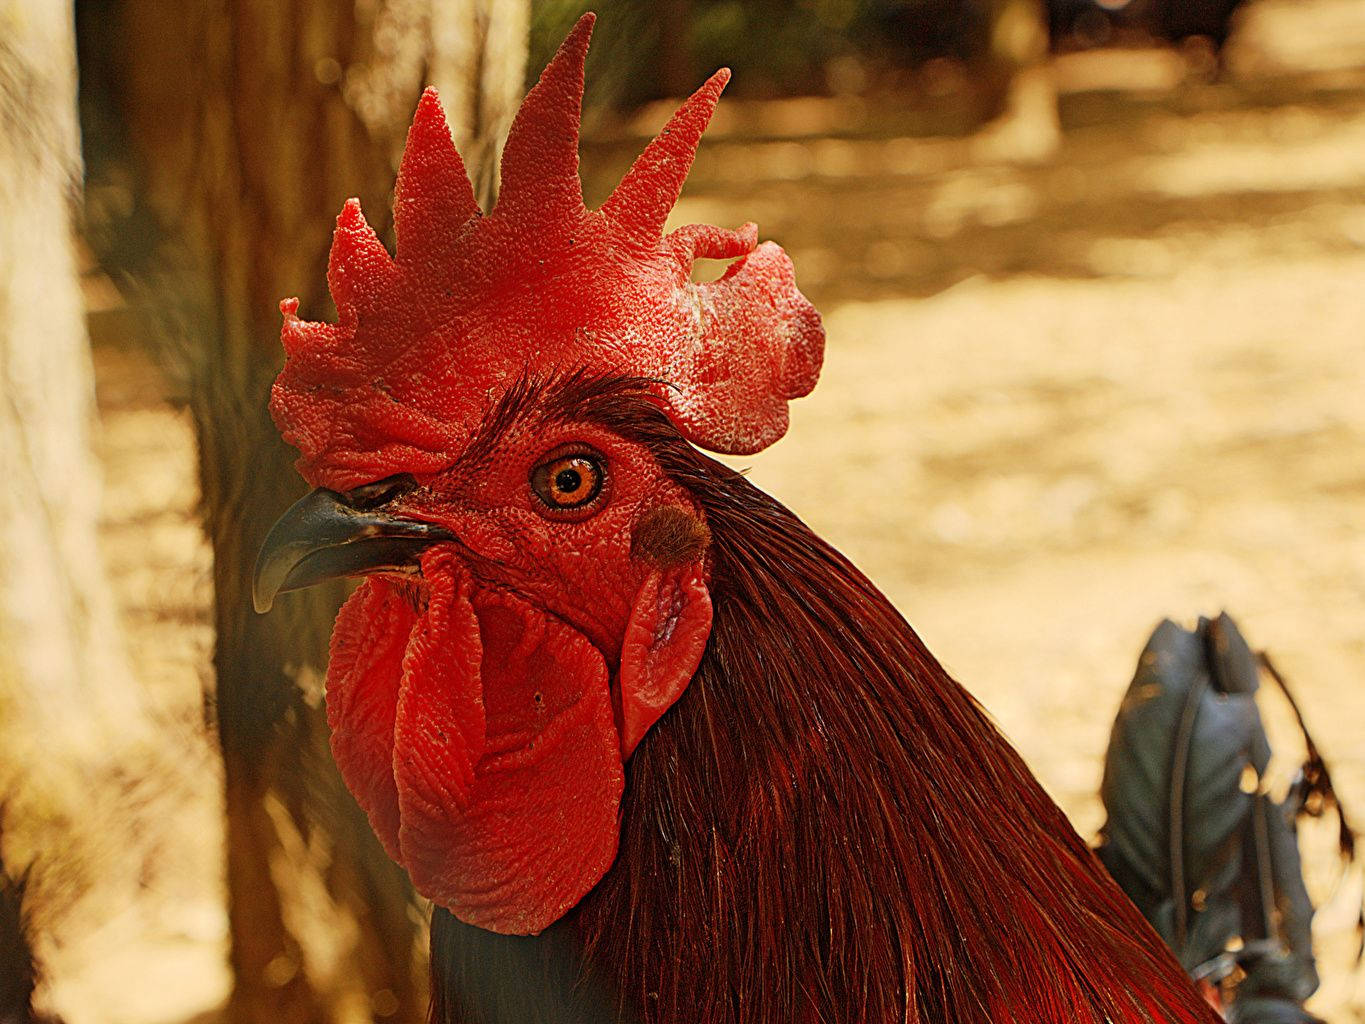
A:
428 379 1221 1024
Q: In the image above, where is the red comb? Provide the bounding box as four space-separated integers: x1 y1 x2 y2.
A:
271 13 824 492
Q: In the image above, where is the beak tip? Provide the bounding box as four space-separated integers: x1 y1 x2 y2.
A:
252 548 282 614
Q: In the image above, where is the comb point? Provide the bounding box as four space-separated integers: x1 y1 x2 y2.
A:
328 198 394 312
281 310 328 359
602 68 730 245
395 88 480 263
493 12 594 220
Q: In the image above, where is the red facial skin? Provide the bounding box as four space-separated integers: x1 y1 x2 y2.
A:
325 411 712 934
269 14 818 937
270 17 822 497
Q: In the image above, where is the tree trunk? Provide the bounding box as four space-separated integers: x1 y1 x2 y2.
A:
428 0 530 208
972 0 1061 163
82 1 526 1020
0 0 134 757
0 2 173 1012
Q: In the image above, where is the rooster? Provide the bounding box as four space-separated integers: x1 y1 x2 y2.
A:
252 15 1223 1024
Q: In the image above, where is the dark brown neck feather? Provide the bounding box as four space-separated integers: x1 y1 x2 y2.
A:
430 386 1219 1024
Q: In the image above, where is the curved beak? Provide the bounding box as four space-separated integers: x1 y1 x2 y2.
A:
252 480 453 613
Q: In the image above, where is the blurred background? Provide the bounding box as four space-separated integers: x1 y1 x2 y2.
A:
1 0 1363 1020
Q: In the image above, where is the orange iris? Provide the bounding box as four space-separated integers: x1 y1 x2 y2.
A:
531 454 604 510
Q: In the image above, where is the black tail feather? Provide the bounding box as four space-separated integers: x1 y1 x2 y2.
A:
1098 613 1359 1021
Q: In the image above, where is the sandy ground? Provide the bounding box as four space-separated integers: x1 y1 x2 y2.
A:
66 1 1365 1020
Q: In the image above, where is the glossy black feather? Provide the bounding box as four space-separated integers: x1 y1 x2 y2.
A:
1098 614 1266 970
1098 613 1337 1016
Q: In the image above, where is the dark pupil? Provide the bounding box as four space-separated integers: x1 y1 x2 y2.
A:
554 468 583 495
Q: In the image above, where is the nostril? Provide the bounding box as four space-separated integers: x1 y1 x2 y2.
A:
346 473 419 510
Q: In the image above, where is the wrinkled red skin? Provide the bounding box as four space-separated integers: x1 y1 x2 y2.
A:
324 415 712 934
330 560 625 936
271 16 823 496
269 14 816 936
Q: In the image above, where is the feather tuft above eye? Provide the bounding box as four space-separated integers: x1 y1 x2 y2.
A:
267 13 824 494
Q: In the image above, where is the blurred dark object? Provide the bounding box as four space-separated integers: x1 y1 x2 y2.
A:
868 0 1247 69
824 0 1061 156
532 0 844 105
863 0 994 64
0 812 59 1024
533 0 1040 109
1098 613 1360 1023
534 0 1059 161
1047 0 1249 58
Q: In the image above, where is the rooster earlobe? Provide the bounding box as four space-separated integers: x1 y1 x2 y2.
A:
617 561 712 759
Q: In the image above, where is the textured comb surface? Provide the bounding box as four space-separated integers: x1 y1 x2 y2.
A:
270 13 824 491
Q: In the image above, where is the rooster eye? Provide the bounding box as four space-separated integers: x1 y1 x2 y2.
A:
530 448 606 514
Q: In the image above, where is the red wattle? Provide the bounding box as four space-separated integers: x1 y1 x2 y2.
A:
325 550 625 936
327 581 418 859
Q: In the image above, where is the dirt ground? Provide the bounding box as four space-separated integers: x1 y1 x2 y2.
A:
63 1 1365 1020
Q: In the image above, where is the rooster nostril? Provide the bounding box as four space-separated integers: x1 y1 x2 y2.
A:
346 473 419 510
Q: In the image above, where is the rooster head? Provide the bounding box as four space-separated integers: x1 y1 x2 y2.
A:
253 13 824 935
